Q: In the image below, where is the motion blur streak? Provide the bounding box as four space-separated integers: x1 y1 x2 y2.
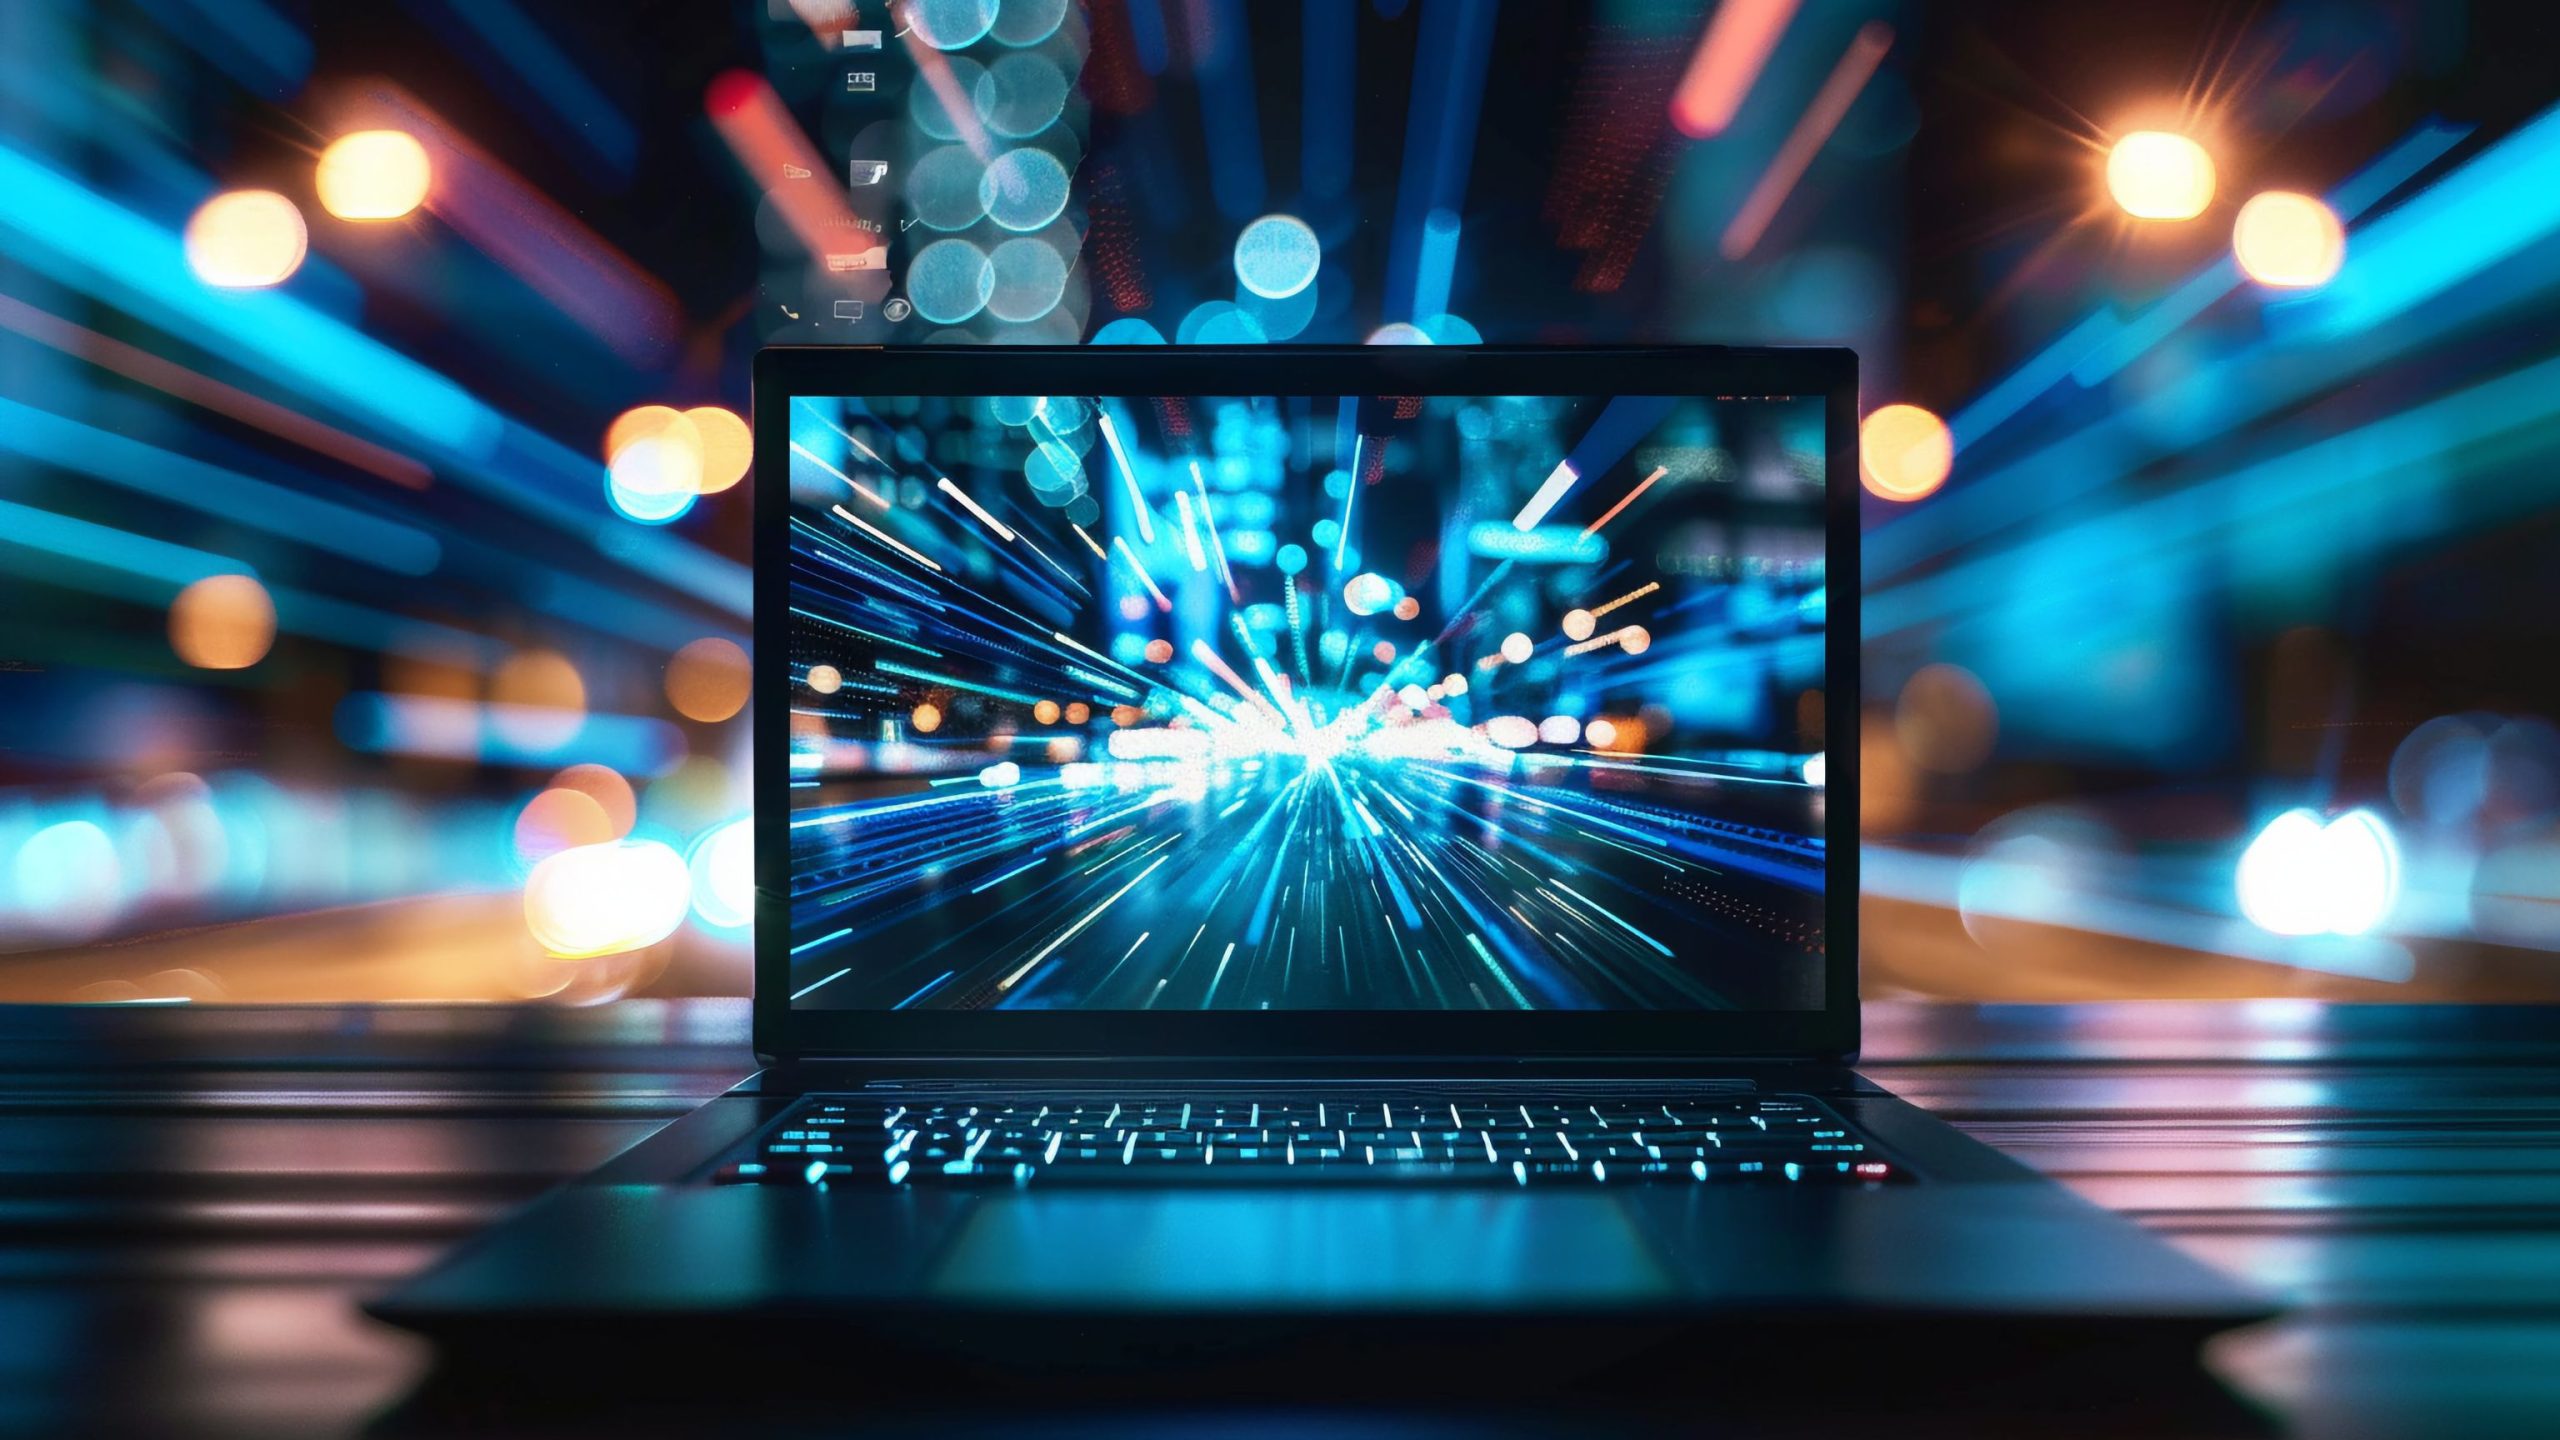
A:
1669 0 1798 139
0 291 433 489
1719 23 1893 261
0 397 443 576
1863 848 2417 984
350 84 680 367
1383 0 1497 322
704 69 867 263
1869 348 2560 638
0 140 501 457
335 694 686 775
1874 107 2560 585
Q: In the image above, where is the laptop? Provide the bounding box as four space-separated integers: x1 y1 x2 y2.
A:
375 345 2268 1375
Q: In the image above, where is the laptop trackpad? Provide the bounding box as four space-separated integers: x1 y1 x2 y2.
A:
930 1192 1671 1307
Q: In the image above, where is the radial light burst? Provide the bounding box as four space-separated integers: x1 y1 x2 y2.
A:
779 391 1833 1013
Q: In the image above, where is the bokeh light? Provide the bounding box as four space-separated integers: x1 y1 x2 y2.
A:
315 130 432 220
184 189 307 288
1859 403 1953 500
605 432 700 523
1500 631 1535 664
13 820 122 943
1895 663 1997 773
1233 214 1322 300
168 574 276 670
548 763 637 836
665 637 750 722
490 648 587 750
807 664 843 695
687 817 754 930
2237 809 2400 937
912 702 944 733
523 839 692 958
986 236 1070 322
1562 608 1596 641
684 406 752 493
980 149 1072 231
2233 190 2346 288
2105 130 2216 220
907 0 998 50
513 786 615 862
908 238 996 324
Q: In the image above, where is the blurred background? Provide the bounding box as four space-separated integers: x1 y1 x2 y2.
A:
3 0 2556 1005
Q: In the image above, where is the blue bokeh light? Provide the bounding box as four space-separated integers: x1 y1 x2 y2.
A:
1233 214 1322 300
908 238 995 325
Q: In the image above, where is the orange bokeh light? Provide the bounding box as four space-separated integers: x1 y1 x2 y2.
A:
1860 404 1953 501
168 574 277 669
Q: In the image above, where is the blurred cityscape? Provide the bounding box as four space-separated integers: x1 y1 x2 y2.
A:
3 0 2558 1003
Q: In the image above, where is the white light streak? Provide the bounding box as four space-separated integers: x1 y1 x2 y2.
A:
1190 459 1238 597
1095 407 1154 543
1512 458 1580 530
1173 489 1210 572
830 504 942 571
935 475 1015 541
998 851 1171 991
792 441 888 507
1112 533 1173 611
1335 434 1364 568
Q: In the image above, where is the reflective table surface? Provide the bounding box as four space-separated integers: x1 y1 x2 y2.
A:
2 999 2555 1437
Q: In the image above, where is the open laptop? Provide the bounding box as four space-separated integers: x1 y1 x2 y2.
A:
375 345 2267 1371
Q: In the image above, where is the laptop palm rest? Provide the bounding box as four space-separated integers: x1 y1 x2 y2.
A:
929 1192 1672 1306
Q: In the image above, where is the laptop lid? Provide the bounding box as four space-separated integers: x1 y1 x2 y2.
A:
752 346 1858 1063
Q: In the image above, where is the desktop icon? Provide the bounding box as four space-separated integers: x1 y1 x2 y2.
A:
848 160 889 186
882 297 911 322
846 71 876 93
842 29 883 49
833 300 864 321
825 246 888 272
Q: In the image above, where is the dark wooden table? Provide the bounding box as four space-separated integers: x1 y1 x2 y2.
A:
2 1000 2555 1437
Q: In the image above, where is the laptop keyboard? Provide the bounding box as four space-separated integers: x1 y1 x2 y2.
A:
711 1090 1905 1188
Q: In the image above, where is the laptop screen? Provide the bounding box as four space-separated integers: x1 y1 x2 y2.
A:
783 391 1827 1012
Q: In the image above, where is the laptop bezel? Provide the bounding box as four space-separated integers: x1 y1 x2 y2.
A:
752 345 1859 1063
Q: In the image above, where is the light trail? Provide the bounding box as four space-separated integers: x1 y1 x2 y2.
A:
795 399 892 466
1069 522 1110 560
1565 626 1642 656
998 851 1172 991
1588 580 1661 618
831 504 941 570
936 475 1016 541
1669 0 1799 138
1173 489 1211 571
1550 879 1676 957
1190 459 1240 598
1095 407 1155 543
794 442 889 507
1580 467 1670 538
1112 534 1173 611
1512 458 1580 531
1719 22 1894 260
876 658 1043 706
1335 434 1364 568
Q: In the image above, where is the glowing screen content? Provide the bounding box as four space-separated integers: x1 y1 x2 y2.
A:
785 393 1828 1011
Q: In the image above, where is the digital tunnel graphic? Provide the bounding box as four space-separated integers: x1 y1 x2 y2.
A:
786 391 1829 1010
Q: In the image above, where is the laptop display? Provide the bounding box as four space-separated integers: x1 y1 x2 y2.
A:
782 390 1828 1012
